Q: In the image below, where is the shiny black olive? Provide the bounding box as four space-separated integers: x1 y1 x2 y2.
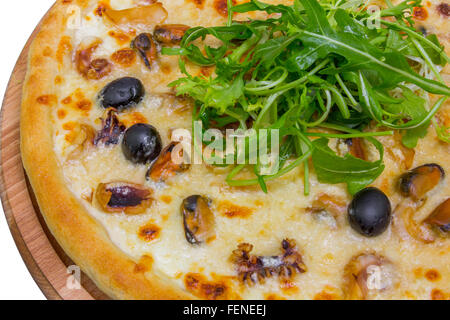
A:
99 77 145 111
348 187 391 237
122 124 162 164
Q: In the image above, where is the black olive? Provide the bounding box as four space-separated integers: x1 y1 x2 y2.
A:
99 77 145 111
122 124 162 164
348 187 391 237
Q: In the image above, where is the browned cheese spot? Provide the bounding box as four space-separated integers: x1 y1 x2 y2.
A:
54 76 63 85
431 289 447 300
313 286 341 300
63 122 77 131
76 99 93 111
213 0 236 17
184 273 230 300
160 63 172 74
134 255 154 273
57 109 67 119
413 6 428 20
43 47 53 57
111 48 136 67
425 269 441 282
62 96 72 104
63 122 79 143
280 279 299 295
123 112 148 127
139 223 161 242
188 0 205 9
56 36 72 64
108 30 132 45
95 1 110 16
218 201 254 218
160 195 172 204
36 95 57 106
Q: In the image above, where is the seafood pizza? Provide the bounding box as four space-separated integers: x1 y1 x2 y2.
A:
21 0 449 299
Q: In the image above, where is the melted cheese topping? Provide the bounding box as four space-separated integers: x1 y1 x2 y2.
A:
51 0 450 299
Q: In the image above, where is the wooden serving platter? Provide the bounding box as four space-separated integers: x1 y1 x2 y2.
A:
0 9 110 300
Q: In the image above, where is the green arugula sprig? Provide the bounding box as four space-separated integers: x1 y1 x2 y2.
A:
162 0 449 194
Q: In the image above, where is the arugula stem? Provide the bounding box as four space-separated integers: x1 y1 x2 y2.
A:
227 0 233 27
318 122 363 133
249 59 330 96
227 131 313 187
254 90 287 128
228 34 260 63
381 96 447 129
411 38 444 82
227 147 312 186
305 131 394 138
324 85 351 119
379 20 450 64
334 69 358 108
245 67 289 92
369 36 387 46
298 90 332 127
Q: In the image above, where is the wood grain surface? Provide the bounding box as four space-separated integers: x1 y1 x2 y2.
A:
0 10 110 300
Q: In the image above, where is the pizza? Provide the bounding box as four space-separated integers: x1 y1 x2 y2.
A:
21 0 449 300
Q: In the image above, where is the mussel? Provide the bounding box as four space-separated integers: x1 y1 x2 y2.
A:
181 195 215 245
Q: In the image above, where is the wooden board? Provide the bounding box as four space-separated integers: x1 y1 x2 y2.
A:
0 8 110 300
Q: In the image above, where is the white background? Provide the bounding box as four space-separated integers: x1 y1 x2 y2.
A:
0 1 54 300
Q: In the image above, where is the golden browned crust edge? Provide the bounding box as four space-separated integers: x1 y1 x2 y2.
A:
20 0 194 300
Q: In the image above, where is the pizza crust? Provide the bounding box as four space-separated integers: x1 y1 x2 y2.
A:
21 1 194 300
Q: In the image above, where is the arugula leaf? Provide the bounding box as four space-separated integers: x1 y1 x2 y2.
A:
285 44 327 72
174 74 245 114
254 35 298 67
334 9 368 39
434 120 450 143
384 88 429 148
231 0 301 25
402 123 429 149
312 137 385 194
297 0 450 94
423 34 447 66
